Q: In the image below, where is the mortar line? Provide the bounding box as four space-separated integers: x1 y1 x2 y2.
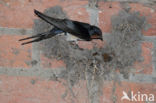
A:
99 0 156 4
117 73 156 83
0 27 41 69
31 43 41 69
0 26 156 41
86 2 101 103
0 27 33 35
0 67 65 79
143 36 156 42
0 26 42 69
86 7 99 26
0 66 155 83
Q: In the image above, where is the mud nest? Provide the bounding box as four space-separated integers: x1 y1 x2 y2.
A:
33 6 147 85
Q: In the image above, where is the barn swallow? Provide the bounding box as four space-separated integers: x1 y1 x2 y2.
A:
19 9 103 45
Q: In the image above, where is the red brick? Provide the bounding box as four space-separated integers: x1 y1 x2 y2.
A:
0 35 32 68
62 0 89 23
130 3 156 36
0 75 89 103
0 0 88 28
134 42 153 74
78 40 105 49
0 75 66 103
0 0 61 28
41 55 66 69
100 82 113 103
98 2 121 33
78 41 94 49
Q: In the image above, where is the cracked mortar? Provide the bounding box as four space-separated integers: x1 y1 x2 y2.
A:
33 6 148 101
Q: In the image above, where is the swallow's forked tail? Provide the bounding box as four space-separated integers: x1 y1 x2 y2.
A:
19 31 56 45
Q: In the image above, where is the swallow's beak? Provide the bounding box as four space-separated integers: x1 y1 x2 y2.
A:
91 34 103 41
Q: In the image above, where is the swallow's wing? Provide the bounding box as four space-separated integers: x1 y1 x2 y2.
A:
34 10 78 34
66 20 92 40
34 10 91 40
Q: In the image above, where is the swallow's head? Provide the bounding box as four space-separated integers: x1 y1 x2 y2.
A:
91 26 103 41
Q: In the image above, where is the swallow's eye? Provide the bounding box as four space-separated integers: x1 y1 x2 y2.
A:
95 29 98 32
96 30 101 34
94 29 98 33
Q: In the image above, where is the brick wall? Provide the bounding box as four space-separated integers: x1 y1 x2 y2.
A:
0 0 156 103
